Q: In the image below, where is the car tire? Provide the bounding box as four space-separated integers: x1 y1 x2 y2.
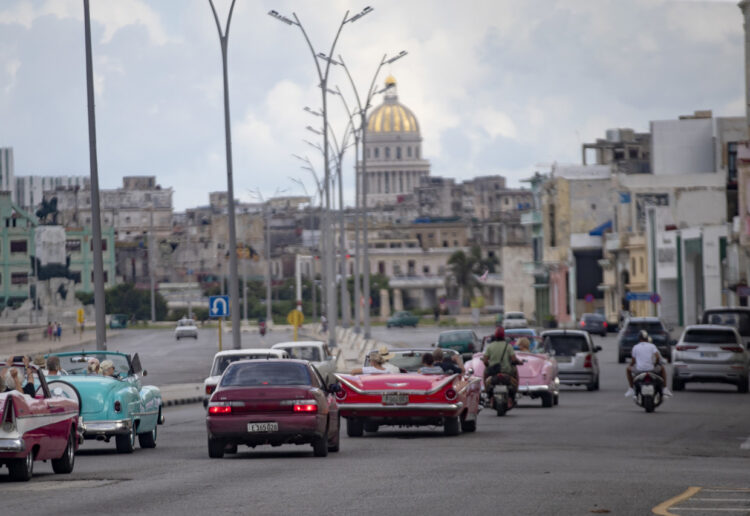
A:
8 449 34 482
460 416 476 433
601 332 607 337
138 425 157 449
738 376 749 394
672 378 685 391
541 392 554 407
364 422 379 433
328 417 341 452
618 352 626 364
312 436 328 457
586 377 599 392
643 396 655 413
52 430 76 474
443 416 460 436
224 443 238 454
495 402 507 417
208 437 224 459
346 418 364 437
116 423 136 454
553 394 559 406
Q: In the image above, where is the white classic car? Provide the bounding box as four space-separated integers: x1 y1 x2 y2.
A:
271 341 337 384
203 348 289 407
502 311 529 330
175 318 199 340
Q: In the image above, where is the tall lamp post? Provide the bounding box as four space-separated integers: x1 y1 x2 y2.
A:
209 0 241 349
269 6 372 348
83 0 107 350
337 50 407 338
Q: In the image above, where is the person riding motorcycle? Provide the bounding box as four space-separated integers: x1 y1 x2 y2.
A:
625 329 672 397
483 326 523 403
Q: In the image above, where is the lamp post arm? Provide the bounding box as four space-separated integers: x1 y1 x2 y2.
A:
291 13 325 84
365 55 388 110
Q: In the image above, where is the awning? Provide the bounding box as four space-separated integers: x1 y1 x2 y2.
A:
589 220 612 236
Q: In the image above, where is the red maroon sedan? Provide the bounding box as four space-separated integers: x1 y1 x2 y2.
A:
206 359 340 458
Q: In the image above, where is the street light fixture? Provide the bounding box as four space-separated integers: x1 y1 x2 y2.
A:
304 106 323 117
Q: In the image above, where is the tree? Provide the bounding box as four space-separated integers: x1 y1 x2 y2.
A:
447 245 498 306
105 283 167 321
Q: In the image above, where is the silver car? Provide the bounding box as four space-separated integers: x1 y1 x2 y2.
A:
672 325 750 393
503 311 528 329
540 330 601 391
271 341 337 384
174 318 198 340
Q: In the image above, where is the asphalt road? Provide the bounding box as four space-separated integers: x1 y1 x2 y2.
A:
2 328 749 515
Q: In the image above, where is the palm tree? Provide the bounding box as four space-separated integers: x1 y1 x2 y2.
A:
447 245 499 306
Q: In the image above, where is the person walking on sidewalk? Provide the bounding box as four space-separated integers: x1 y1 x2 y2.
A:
46 322 53 340
55 322 62 341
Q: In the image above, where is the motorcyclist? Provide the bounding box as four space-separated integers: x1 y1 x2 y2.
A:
258 318 266 336
625 330 672 397
483 326 523 403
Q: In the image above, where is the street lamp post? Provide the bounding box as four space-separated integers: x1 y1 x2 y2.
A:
337 50 407 338
209 0 241 349
269 6 373 348
83 0 107 350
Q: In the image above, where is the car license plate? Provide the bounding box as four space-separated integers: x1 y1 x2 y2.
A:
701 352 718 358
494 385 508 394
382 393 408 405
247 422 278 433
640 385 655 396
556 356 572 363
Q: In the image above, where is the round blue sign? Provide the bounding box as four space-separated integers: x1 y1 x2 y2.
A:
585 293 594 303
650 293 661 304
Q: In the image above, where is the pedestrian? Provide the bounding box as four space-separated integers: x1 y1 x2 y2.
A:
47 322 53 340
55 322 62 341
433 305 440 323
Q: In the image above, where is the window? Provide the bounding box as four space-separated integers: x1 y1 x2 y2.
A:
548 204 556 247
70 271 81 283
423 265 430 274
366 148 370 159
90 239 107 251
639 257 644 274
385 174 389 193
220 362 311 387
385 147 391 159
396 147 402 160
408 260 416 275
416 146 420 159
11 273 28 285
374 148 379 158
10 240 27 254
631 258 637 275
407 147 412 157
66 239 81 253
728 142 738 185
378 261 386 274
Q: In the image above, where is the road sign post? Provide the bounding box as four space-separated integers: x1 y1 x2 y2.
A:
210 296 230 351
287 310 304 341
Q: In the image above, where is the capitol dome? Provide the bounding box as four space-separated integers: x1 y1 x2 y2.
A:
366 76 420 134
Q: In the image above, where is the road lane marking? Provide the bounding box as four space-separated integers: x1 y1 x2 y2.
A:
670 509 750 512
690 498 750 502
653 487 702 516
740 436 750 450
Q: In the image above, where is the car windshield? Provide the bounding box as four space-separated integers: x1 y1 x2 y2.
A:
545 336 589 356
439 332 472 343
683 329 738 345
220 362 311 387
702 311 750 337
625 321 664 335
386 350 458 372
277 347 321 362
211 354 278 376
506 313 524 319
53 353 130 376
178 320 195 327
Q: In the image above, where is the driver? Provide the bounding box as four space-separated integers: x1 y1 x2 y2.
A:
625 330 672 397
483 327 523 401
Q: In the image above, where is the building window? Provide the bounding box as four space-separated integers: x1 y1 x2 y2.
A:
70 271 82 283
548 205 556 247
407 147 412 158
385 147 390 159
631 258 636 276
384 174 389 194
10 240 27 254
374 148 379 158
66 239 81 253
639 257 644 274
396 147 402 160
728 142 738 185
423 265 430 274
11 273 28 285
416 146 420 159
408 260 416 275
378 261 386 274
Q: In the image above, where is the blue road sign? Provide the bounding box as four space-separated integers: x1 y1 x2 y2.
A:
209 296 229 317
625 292 653 302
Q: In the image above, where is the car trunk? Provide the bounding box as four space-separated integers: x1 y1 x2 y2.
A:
679 331 745 364
518 354 545 379
212 386 314 413
59 376 121 416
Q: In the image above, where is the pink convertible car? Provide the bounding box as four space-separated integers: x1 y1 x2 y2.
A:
466 335 560 408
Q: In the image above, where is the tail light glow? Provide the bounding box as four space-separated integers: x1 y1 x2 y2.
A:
644 374 652 384
208 405 232 415
293 404 318 413
335 389 347 400
583 354 593 369
580 321 585 327
205 384 215 395
603 322 608 328
676 345 698 351
445 388 457 401
720 346 744 353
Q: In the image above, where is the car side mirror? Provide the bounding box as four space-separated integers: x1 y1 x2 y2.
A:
594 346 602 353
328 383 341 393
142 370 148 377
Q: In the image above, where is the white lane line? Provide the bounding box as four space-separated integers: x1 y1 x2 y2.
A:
703 488 750 493
671 509 750 512
741 436 750 450
689 498 750 502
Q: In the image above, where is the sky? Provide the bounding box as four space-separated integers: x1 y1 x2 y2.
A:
0 0 745 211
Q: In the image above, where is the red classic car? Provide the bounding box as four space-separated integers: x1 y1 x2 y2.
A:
0 362 80 481
206 359 340 458
335 349 482 436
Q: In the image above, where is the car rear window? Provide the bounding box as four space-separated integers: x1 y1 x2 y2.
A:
506 313 524 319
211 354 276 376
583 314 603 321
220 362 311 387
625 321 665 335
439 332 472 343
702 311 750 337
683 329 738 344
278 347 321 362
545 336 589 356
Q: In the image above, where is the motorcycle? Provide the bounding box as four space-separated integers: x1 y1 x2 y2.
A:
487 373 516 417
633 371 664 413
259 320 266 337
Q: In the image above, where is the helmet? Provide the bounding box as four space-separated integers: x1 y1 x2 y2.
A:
639 329 649 341
494 326 505 340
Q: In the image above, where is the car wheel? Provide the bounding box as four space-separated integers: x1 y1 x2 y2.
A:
207 437 225 459
672 378 685 391
553 394 559 406
224 443 238 454
643 395 655 413
495 401 507 416
138 424 157 449
364 422 379 433
8 448 34 482
460 416 476 433
738 376 749 394
443 416 460 436
52 430 76 474
328 416 340 452
618 352 626 364
116 423 136 454
601 332 607 337
586 377 599 392
541 392 554 407
346 418 363 437
312 435 328 457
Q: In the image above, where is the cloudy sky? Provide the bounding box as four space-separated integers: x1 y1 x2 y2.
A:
0 0 744 211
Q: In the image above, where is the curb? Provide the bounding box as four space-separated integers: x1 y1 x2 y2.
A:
163 396 204 407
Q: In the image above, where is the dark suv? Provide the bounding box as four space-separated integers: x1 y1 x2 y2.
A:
617 317 672 363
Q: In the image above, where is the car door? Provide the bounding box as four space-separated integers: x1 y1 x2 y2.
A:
318 345 335 384
311 366 338 437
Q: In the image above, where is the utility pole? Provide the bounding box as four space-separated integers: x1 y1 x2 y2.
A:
149 201 156 322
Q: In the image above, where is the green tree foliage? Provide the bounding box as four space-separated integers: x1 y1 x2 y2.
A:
447 245 498 306
105 283 167 321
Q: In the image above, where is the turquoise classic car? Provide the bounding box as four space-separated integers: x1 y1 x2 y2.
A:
386 311 420 328
46 351 164 454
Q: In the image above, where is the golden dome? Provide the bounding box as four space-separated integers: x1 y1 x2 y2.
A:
385 75 396 87
367 103 419 133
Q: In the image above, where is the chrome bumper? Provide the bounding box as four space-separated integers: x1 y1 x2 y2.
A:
337 402 463 412
82 418 132 437
518 384 552 393
0 438 24 452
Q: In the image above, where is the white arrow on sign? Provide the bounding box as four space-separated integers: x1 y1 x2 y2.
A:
211 297 228 315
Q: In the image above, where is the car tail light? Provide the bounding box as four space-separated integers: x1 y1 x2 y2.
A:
445 388 457 401
335 389 347 401
583 354 593 369
468 342 474 352
208 405 232 415
580 321 585 327
114 401 121 412
644 374 652 384
603 322 608 328
676 345 698 351
720 346 744 353
205 384 215 395
293 404 318 413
